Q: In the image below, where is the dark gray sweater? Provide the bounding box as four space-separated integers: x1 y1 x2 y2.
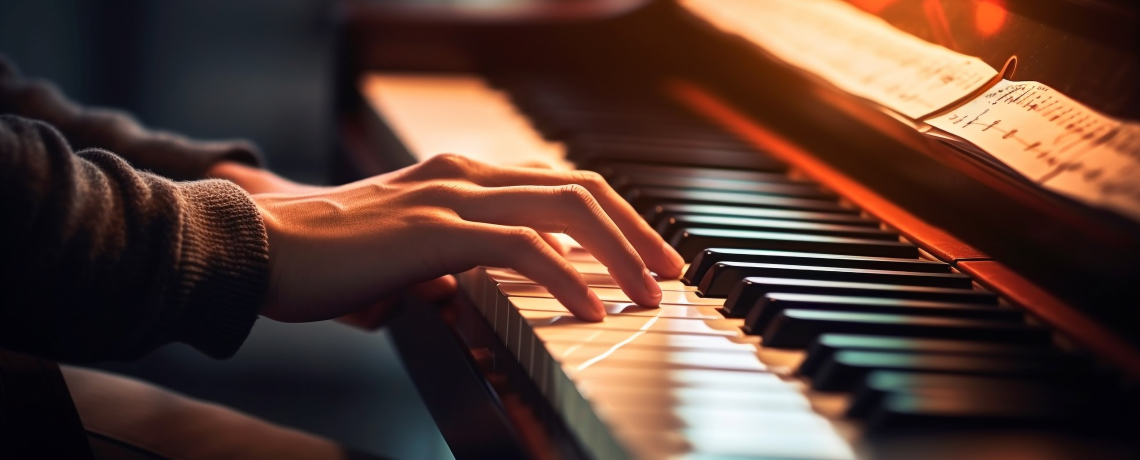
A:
0 56 270 362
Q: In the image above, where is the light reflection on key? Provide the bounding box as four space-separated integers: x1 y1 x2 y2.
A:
501 284 723 306
486 268 694 291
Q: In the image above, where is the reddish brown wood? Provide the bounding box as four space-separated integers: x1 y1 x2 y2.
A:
958 260 1140 379
669 81 989 263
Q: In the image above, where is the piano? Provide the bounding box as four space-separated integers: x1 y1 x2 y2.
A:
331 0 1140 458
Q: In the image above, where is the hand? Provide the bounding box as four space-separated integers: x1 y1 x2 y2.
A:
251 153 685 323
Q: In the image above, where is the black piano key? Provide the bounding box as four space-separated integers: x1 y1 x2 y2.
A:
699 263 972 297
611 174 830 199
683 248 948 285
660 215 898 243
568 133 757 153
762 310 1051 350
649 205 876 234
593 161 792 184
864 390 1084 436
813 350 1081 392
671 228 917 261
848 371 1086 419
571 144 787 171
799 334 1049 379
626 187 849 214
744 294 1018 336
722 277 997 318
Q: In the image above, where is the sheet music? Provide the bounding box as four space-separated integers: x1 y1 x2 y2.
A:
684 0 998 119
928 80 1140 222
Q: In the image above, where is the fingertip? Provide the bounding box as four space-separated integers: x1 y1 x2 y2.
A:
645 241 685 279
581 289 606 322
640 268 663 308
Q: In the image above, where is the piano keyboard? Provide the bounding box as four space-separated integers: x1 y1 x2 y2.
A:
363 74 1132 460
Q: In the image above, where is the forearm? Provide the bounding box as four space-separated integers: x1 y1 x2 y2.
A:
0 116 269 362
0 56 262 181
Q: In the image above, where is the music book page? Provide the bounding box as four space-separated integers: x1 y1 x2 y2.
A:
928 80 1140 222
683 0 998 119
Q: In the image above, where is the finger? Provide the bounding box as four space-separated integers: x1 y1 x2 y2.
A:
443 162 684 278
456 185 662 308
539 232 570 256
447 221 605 321
410 275 458 303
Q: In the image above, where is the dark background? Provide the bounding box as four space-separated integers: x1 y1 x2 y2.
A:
0 1 454 458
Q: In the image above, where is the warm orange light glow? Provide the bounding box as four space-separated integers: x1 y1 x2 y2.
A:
847 0 899 13
975 0 1008 37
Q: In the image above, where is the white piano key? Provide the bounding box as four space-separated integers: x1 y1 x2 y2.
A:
486 268 695 291
520 309 744 337
512 297 724 320
500 283 724 306
553 344 766 373
618 429 856 460
581 385 812 412
571 367 794 391
598 405 836 433
538 328 757 352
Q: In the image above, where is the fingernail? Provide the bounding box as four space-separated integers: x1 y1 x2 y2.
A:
642 268 662 306
663 241 684 271
586 289 606 321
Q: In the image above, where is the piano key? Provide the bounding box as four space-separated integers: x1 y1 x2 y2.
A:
660 214 899 242
520 309 743 338
593 160 792 184
761 310 1050 349
683 248 950 284
616 428 856 460
571 142 788 171
536 328 758 353
811 349 1080 393
580 385 811 412
723 277 997 318
699 262 974 297
614 174 831 199
799 334 1051 378
847 371 1085 419
673 228 917 261
648 204 874 232
512 297 725 320
744 294 1021 336
570 367 788 391
552 344 766 373
648 205 874 233
485 268 694 291
498 283 724 306
863 391 1078 436
627 187 849 214
534 330 760 399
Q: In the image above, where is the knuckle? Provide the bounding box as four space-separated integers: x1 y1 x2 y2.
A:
423 153 471 176
557 184 593 206
572 170 606 189
504 227 544 252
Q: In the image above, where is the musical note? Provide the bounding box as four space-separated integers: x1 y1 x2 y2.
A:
684 0 998 118
929 80 1140 223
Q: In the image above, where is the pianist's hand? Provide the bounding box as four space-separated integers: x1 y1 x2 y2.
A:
251 154 685 323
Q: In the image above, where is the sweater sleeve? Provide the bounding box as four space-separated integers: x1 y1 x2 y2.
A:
0 55 263 181
0 115 269 362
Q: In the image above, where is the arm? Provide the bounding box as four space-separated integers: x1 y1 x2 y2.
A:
0 115 269 362
0 55 262 181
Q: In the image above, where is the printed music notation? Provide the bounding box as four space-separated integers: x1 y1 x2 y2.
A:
684 0 998 119
928 80 1140 222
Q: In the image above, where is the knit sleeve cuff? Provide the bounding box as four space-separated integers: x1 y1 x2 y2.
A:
172 179 270 359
